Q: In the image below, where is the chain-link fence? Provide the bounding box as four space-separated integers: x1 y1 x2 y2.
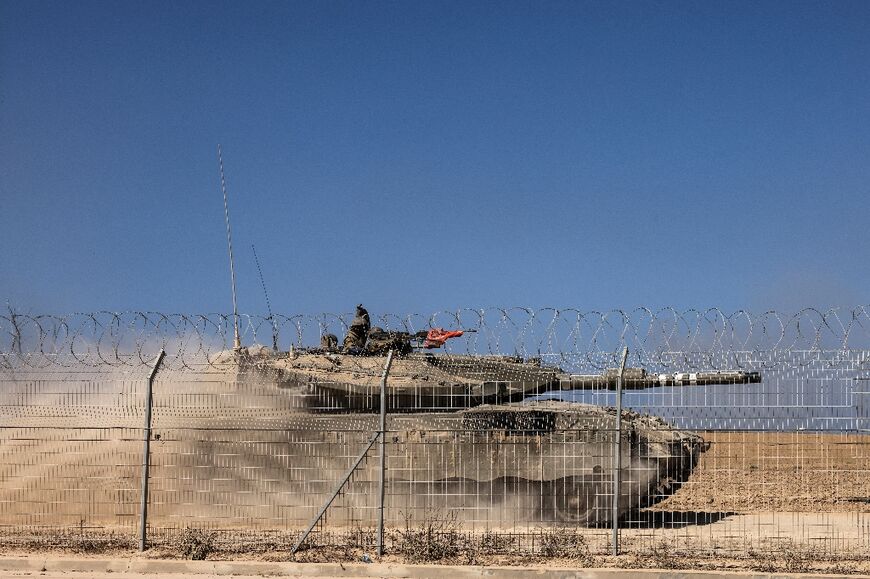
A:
1 309 868 568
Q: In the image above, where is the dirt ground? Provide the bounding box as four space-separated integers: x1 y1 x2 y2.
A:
1 429 868 574
0 535 869 576
653 431 870 514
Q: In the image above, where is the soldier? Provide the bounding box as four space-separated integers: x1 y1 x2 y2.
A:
342 304 371 352
320 333 339 352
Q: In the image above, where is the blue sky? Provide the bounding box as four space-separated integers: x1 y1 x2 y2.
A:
1 1 868 316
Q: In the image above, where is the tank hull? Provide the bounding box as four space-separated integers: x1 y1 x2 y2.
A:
273 402 704 525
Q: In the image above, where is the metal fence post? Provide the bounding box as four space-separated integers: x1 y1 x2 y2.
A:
377 350 395 557
612 346 629 556
139 349 166 551
292 350 395 556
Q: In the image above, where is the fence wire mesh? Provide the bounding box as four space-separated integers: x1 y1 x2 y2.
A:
0 308 868 567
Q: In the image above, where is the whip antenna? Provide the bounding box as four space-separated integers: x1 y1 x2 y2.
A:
252 244 279 351
218 144 241 350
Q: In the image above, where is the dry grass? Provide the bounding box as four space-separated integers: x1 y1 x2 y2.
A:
390 510 466 563
1 526 870 573
535 527 593 565
175 528 216 560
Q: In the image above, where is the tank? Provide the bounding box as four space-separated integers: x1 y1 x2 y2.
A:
212 346 758 525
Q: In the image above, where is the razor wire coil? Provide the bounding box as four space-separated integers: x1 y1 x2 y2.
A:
2 306 870 371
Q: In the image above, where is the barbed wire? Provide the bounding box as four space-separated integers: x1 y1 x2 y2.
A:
2 306 869 370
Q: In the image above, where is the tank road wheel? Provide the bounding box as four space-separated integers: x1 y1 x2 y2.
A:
549 475 608 525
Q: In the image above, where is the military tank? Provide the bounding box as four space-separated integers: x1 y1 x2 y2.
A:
211 301 759 526
212 336 759 526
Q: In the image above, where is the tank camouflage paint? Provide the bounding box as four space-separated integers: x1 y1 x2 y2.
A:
214 348 747 525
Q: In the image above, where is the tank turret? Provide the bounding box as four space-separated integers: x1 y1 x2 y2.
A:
220 348 759 413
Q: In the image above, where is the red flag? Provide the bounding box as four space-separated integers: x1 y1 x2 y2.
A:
423 328 464 349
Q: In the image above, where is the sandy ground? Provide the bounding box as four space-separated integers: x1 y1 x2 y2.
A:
1 414 869 572
654 431 870 514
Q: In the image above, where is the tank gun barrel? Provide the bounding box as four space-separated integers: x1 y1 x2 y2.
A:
465 367 761 405
557 369 761 391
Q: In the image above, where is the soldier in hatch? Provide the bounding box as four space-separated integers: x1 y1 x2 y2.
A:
342 304 371 352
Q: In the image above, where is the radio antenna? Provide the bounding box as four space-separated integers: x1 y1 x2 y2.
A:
218 144 241 350
252 244 279 351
